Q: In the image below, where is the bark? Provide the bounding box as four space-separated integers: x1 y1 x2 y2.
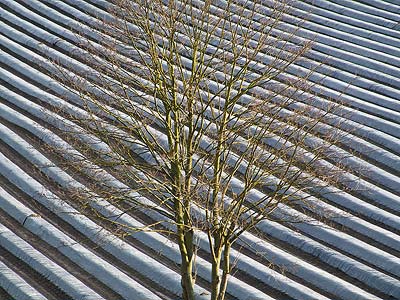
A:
210 241 223 300
210 256 221 300
175 192 195 300
177 219 195 300
218 243 231 300
180 249 195 300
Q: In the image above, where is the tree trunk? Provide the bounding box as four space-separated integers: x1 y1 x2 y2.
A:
210 242 231 300
178 224 195 300
180 251 195 300
218 243 231 300
210 249 222 300
177 215 195 300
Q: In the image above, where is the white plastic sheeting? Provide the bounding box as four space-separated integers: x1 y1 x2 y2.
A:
0 156 161 300
0 218 104 300
0 43 400 298
0 260 47 300
0 0 399 299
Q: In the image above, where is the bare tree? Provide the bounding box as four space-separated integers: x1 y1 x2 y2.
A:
46 1 349 300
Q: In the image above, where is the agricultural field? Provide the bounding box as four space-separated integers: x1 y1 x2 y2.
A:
0 0 399 300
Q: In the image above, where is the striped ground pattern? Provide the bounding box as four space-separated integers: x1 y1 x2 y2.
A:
0 0 399 300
